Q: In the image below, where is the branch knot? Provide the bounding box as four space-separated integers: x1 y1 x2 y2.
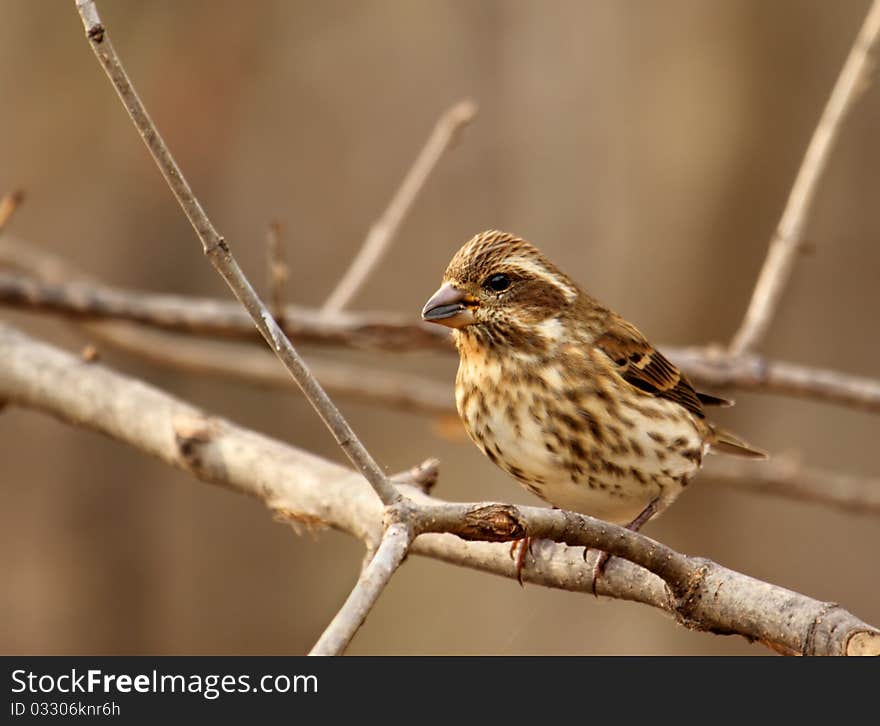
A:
457 504 527 542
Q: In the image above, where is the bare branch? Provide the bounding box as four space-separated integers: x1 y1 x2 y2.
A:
321 100 477 314
0 271 447 352
310 521 414 656
0 189 25 233
2 322 877 655
730 0 880 354
4 270 880 415
73 0 399 506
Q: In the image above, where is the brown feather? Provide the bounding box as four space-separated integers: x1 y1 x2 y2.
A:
710 426 768 459
697 392 734 407
594 315 706 420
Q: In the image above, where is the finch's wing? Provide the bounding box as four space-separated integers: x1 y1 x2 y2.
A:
594 315 705 419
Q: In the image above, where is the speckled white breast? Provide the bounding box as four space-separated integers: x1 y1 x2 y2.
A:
455 353 705 524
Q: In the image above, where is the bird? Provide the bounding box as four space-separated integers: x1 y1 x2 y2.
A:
421 230 765 589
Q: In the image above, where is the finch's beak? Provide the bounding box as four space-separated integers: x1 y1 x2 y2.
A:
421 283 478 328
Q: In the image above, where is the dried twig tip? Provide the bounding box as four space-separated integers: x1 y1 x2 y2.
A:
0 189 25 233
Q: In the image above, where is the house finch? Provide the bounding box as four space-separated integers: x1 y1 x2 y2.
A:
421 230 765 586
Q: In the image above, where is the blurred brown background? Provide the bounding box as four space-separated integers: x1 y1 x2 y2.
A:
1 0 878 655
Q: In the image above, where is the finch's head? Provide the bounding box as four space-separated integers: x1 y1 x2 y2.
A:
421 230 582 338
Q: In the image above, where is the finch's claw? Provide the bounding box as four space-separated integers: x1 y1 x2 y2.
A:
586 498 661 597
588 549 611 597
510 537 531 587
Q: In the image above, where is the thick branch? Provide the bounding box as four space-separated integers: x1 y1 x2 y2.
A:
74 0 399 506
322 99 477 314
2 322 876 655
730 0 880 354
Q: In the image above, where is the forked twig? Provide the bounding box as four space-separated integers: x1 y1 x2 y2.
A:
730 0 880 354
321 99 477 314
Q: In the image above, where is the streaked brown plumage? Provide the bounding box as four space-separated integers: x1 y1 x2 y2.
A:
422 231 765 580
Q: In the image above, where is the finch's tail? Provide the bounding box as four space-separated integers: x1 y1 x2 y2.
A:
709 425 768 459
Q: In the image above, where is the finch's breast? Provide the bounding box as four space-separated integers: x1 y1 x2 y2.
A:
455 351 705 524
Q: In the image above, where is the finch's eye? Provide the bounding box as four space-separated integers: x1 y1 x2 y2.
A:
484 273 511 292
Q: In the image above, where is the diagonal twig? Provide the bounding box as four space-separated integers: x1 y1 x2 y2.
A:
321 99 477 315
730 0 880 355
73 0 399 507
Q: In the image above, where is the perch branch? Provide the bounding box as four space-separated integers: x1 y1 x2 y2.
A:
2 322 877 655
730 0 880 354
74 0 399 506
321 99 477 314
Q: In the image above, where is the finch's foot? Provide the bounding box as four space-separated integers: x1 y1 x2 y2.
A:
509 537 531 586
585 496 663 597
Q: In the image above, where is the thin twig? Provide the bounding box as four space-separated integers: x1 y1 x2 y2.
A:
666 345 880 415
266 220 288 324
73 0 399 506
310 521 414 655
321 100 477 314
2 322 877 655
0 189 25 233
4 270 880 415
707 454 880 517
730 0 880 354
0 271 447 351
